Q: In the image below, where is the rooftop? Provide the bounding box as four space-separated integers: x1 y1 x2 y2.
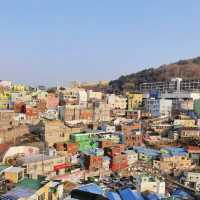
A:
20 154 62 164
2 187 36 199
4 166 24 173
16 177 44 190
78 183 103 195
133 146 160 157
2 177 44 199
187 146 200 153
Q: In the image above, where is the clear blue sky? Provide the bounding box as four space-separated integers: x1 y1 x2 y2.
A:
0 0 200 86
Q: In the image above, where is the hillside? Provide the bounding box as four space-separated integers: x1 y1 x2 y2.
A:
109 57 200 93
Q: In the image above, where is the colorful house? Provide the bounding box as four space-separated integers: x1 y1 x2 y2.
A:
127 92 143 110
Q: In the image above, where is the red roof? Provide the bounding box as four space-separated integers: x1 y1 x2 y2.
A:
187 146 200 153
53 163 71 171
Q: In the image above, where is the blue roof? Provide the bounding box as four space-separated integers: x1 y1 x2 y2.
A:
145 193 161 200
2 187 35 199
162 152 187 158
161 147 188 157
119 188 144 200
83 148 104 156
107 192 121 200
78 183 103 195
133 147 160 157
125 150 137 154
162 147 186 152
172 188 191 199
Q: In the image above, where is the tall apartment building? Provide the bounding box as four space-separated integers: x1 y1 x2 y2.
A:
140 78 182 93
144 97 172 117
140 77 200 93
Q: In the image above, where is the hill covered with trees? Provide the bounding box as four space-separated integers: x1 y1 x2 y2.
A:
109 57 200 93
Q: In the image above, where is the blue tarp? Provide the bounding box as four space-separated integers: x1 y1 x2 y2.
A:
107 192 121 200
78 183 103 195
119 188 144 200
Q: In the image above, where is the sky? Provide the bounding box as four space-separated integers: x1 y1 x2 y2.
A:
0 0 200 86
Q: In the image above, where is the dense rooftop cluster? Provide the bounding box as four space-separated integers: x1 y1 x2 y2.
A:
0 79 200 199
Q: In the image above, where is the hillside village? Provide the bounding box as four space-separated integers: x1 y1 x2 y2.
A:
1 73 200 200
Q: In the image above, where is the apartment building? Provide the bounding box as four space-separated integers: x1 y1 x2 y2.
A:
136 174 165 195
125 150 138 166
87 90 102 100
0 92 12 110
159 99 172 116
181 171 200 191
77 90 87 107
93 101 110 122
107 94 127 110
144 98 160 117
61 105 93 122
60 101 110 123
180 99 194 110
18 153 70 179
154 154 193 174
144 98 172 117
127 92 143 110
180 127 200 138
12 84 27 92
140 78 181 93
140 77 200 93
0 124 29 144
187 146 200 165
44 120 81 146
46 93 59 110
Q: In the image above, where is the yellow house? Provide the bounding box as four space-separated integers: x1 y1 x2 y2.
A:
0 92 11 110
35 180 64 200
127 92 143 110
4 166 24 183
12 84 27 92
